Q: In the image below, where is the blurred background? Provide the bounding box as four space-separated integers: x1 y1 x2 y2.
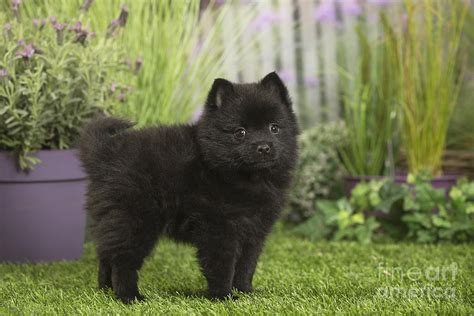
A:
1 0 473 258
1 1 473 313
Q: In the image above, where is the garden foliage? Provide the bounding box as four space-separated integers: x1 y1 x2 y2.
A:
387 0 468 175
286 122 347 223
337 15 399 176
294 175 474 244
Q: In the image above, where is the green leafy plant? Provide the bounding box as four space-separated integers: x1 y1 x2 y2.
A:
6 0 256 126
400 174 448 242
391 0 469 175
350 178 406 215
337 16 399 176
294 174 474 244
286 122 347 223
293 198 379 244
0 3 129 169
401 175 474 243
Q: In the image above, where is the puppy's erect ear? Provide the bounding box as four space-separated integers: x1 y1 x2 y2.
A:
260 72 291 107
205 78 235 110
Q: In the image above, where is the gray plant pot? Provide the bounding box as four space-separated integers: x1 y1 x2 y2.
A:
0 149 86 263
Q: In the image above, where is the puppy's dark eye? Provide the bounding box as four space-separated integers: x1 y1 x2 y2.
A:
234 127 246 139
269 123 280 134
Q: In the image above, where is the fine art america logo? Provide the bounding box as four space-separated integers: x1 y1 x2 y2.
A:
375 262 458 299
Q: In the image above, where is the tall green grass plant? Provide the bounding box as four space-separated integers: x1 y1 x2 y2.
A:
394 0 468 175
337 21 399 176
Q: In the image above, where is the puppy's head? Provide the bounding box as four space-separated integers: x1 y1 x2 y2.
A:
197 72 298 174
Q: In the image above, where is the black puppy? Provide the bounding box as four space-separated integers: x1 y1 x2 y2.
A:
78 72 298 303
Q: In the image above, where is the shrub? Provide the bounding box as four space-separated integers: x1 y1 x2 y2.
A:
402 176 474 243
286 122 347 223
294 174 474 244
293 198 379 244
0 3 131 169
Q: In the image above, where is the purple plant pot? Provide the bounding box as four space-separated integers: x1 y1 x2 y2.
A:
0 149 86 263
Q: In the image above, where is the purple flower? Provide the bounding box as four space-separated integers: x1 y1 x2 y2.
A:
33 18 46 30
53 22 67 44
80 0 94 11
53 22 66 31
0 68 8 79
134 57 143 74
339 0 362 16
314 0 336 23
12 0 21 9
110 82 117 92
16 43 35 59
118 4 129 26
251 9 281 31
106 19 120 38
74 30 89 45
69 21 91 44
71 21 82 33
12 0 21 18
12 0 21 14
49 16 57 24
17 38 25 45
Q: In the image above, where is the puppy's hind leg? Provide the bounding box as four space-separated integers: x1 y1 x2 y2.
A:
98 258 112 290
111 255 146 304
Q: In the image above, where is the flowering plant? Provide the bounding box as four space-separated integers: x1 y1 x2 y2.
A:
0 1 132 170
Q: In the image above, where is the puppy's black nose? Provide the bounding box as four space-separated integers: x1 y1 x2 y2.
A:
257 144 271 154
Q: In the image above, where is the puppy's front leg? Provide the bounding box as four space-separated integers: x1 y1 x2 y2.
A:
197 238 237 300
232 240 263 293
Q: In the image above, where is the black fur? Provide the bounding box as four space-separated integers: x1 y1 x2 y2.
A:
78 72 299 303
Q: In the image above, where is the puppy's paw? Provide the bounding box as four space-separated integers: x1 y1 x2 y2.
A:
117 293 146 304
234 284 253 294
208 290 235 301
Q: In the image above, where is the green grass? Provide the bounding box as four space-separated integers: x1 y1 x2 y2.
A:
0 229 473 315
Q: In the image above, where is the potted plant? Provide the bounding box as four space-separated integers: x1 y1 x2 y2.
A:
393 0 467 189
338 15 399 193
341 0 468 194
0 2 130 262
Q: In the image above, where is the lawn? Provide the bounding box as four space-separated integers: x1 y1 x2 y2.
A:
0 227 472 315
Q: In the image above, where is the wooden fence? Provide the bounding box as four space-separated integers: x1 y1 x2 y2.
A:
209 0 396 127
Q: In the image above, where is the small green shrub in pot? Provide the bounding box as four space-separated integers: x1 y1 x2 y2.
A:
286 122 347 223
0 7 131 169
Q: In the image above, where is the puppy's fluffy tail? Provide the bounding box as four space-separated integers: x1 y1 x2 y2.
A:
78 116 134 176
